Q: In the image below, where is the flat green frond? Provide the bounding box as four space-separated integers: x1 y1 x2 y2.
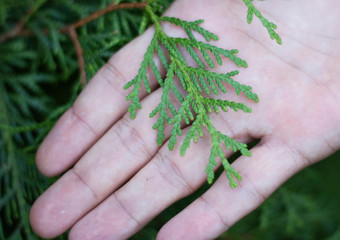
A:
198 74 211 95
149 58 164 87
154 42 169 71
186 66 257 100
243 0 282 45
217 131 251 155
124 35 158 118
206 75 219 95
150 63 176 145
170 81 185 103
159 36 187 65
201 48 215 68
204 121 248 187
222 75 259 102
171 37 248 68
125 3 258 187
184 45 205 68
159 16 218 42
174 67 187 91
168 94 191 150
168 116 182 150
203 98 252 113
127 95 142 119
189 73 203 93
214 77 227 93
179 110 204 156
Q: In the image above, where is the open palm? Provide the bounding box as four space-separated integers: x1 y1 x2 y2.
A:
30 0 340 239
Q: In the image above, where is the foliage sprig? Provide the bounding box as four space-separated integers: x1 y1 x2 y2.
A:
124 3 260 188
243 0 282 45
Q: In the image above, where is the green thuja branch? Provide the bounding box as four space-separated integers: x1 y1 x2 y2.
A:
124 3 259 188
243 0 282 45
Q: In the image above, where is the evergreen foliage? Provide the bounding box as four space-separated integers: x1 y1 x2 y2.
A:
243 0 282 45
124 1 261 187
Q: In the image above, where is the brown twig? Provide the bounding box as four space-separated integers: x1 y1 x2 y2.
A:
0 8 34 43
68 28 86 85
63 2 147 85
0 2 147 85
61 2 147 33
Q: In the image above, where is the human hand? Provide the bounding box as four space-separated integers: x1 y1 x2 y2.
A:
30 0 340 239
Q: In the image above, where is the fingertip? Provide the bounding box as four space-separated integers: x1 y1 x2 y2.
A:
30 170 99 239
30 197 62 239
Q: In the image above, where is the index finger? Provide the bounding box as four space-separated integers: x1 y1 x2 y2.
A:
36 28 161 176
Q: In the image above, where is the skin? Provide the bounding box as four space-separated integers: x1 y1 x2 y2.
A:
30 0 340 239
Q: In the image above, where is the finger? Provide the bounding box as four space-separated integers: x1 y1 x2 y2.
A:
36 27 161 177
30 88 169 239
157 136 310 240
67 114 252 240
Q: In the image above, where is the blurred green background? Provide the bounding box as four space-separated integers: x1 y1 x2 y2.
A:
0 0 339 239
